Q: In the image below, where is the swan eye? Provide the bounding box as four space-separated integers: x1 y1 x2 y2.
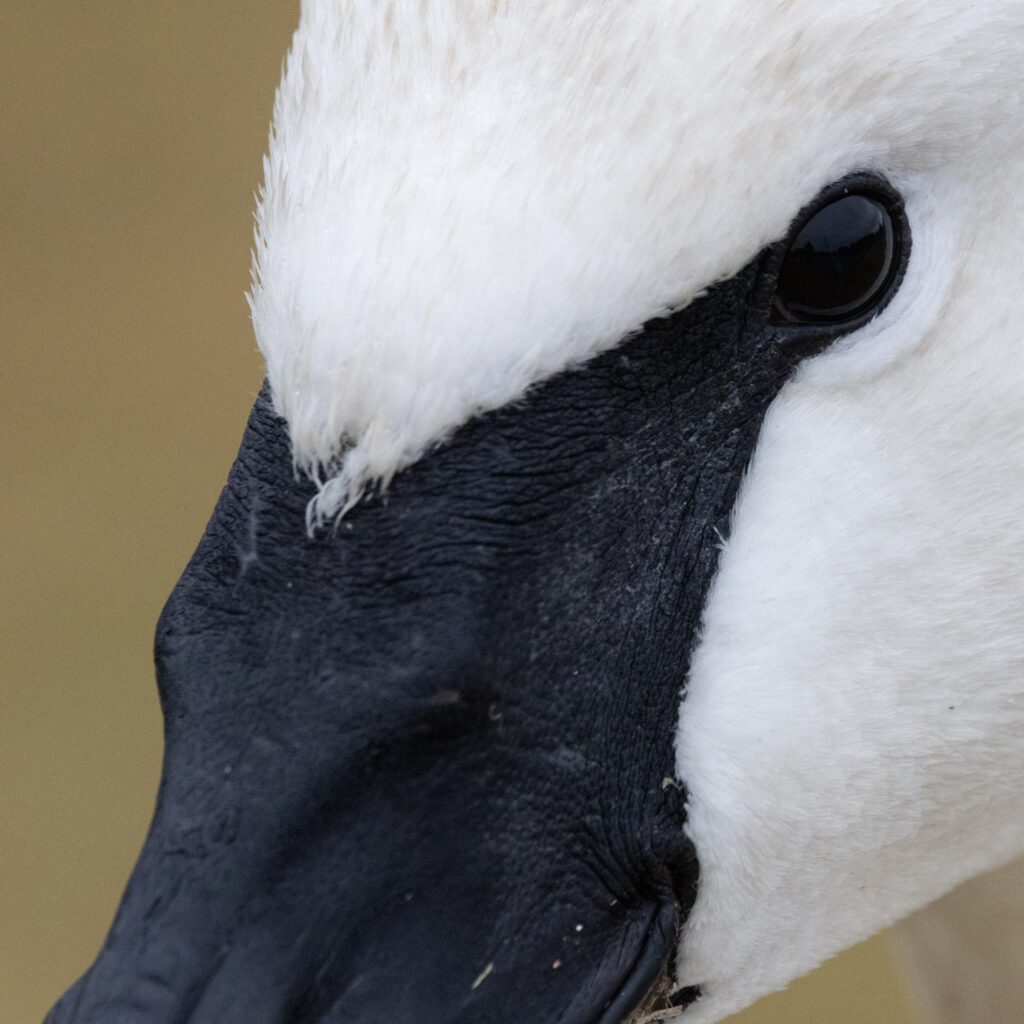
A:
772 191 900 326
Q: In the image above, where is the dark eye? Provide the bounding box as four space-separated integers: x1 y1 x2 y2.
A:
772 189 903 327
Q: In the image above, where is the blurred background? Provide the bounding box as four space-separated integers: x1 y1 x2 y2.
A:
2 5 925 1022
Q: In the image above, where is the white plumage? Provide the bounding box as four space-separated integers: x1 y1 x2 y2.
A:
252 1 1024 525
248 2 1024 1020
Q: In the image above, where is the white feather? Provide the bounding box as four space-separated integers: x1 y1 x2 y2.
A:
249 3 1024 1019
676 135 1024 1024
251 0 1022 523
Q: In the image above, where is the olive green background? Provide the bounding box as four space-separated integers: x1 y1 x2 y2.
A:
2 5 922 1022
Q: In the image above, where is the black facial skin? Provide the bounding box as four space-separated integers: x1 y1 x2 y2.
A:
47 176 908 1024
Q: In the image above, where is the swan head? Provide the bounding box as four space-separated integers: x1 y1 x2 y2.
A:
48 3 1024 1023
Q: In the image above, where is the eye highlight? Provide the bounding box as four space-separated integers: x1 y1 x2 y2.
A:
771 181 906 328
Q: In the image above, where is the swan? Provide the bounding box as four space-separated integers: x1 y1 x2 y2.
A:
47 2 1024 1022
